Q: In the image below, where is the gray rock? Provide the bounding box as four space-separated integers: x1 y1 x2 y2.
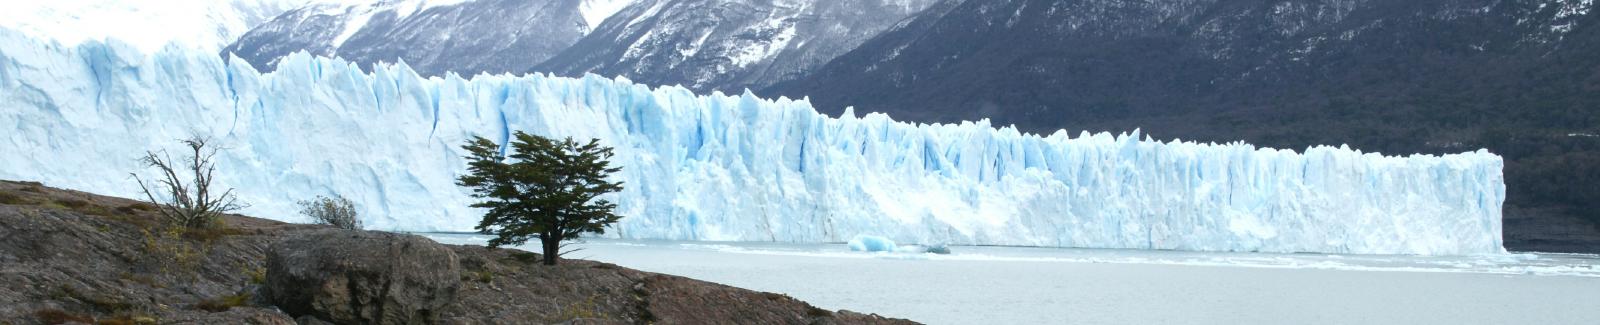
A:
297 315 336 325
265 229 462 324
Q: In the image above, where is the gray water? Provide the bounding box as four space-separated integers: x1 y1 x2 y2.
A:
424 234 1600 324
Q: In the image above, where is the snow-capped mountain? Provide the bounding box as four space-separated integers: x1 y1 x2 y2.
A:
225 0 634 76
0 0 311 51
534 0 941 93
224 0 937 91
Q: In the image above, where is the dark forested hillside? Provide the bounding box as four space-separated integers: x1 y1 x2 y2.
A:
765 0 1600 252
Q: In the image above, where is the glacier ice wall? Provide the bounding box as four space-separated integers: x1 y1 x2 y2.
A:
0 29 1506 255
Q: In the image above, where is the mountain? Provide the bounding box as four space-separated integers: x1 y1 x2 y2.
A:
532 0 940 93
223 0 937 91
224 0 633 76
764 0 1600 252
0 29 1505 255
0 0 308 51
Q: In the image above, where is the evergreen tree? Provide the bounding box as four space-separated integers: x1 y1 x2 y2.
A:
457 131 624 265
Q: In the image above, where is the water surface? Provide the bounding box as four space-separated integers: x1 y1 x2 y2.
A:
425 234 1600 324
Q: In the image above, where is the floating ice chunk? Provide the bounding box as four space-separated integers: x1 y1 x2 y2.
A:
916 244 953 255
891 244 952 254
849 235 898 252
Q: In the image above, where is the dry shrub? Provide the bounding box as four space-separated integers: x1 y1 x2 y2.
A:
181 226 246 242
195 293 252 312
297 194 362 230
115 203 156 215
57 199 113 216
140 227 207 275
551 294 608 322
0 192 25 205
57 198 89 209
131 136 245 229
34 309 92 324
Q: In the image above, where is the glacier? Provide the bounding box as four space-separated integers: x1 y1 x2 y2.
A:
0 29 1506 255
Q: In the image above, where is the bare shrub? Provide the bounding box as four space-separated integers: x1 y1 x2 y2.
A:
298 195 362 230
131 136 245 229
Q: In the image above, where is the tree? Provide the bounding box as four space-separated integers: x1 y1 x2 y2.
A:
298 194 362 230
131 136 245 229
456 131 625 265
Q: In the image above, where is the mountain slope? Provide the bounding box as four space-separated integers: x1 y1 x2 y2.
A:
225 0 615 76
226 0 939 91
532 0 940 93
764 0 1600 252
0 0 308 51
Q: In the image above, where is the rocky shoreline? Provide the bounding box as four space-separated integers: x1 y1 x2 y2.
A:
0 180 913 324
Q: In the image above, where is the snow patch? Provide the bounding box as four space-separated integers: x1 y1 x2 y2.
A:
316 0 479 47
579 0 638 31
729 21 797 68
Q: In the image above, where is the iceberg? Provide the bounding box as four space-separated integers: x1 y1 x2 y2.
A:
846 235 949 254
0 29 1506 255
849 235 899 252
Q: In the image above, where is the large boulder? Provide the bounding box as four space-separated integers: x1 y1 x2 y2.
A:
265 229 461 324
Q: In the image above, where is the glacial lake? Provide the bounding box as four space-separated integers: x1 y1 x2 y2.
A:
423 233 1600 324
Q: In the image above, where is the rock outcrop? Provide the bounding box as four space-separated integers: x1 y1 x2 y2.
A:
0 180 307 324
0 180 918 324
265 229 462 324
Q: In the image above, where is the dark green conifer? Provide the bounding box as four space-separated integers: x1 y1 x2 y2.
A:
457 131 624 265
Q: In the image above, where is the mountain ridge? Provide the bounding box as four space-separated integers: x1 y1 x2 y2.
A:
223 0 939 92
532 0 940 93
225 0 613 77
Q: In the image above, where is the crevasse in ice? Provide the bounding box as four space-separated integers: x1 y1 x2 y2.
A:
0 29 1506 255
